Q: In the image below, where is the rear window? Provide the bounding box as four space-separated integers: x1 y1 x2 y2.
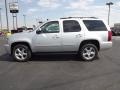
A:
83 20 107 31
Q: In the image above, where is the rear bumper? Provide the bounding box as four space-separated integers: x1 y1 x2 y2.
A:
4 44 11 54
100 42 112 50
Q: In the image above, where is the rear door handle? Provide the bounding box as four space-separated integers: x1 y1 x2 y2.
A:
76 34 82 37
55 36 60 38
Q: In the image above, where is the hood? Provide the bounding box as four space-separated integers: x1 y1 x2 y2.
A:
8 31 35 42
11 32 31 38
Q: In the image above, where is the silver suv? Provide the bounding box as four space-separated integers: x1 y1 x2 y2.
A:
4 17 112 62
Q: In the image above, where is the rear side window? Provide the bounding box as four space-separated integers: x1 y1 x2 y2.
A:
63 20 81 32
83 20 107 31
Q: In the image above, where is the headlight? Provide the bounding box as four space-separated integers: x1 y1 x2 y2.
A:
6 32 12 37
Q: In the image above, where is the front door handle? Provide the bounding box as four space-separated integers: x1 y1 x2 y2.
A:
53 35 60 39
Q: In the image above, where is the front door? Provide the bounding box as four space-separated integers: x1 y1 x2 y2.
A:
33 21 62 52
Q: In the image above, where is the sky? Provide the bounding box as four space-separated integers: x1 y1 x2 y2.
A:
0 0 120 29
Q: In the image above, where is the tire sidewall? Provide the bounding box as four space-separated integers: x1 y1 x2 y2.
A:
12 44 31 62
80 44 98 61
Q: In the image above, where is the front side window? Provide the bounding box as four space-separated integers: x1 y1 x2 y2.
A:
41 21 59 33
83 20 107 31
63 20 81 32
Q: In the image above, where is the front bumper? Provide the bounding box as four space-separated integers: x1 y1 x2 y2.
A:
4 44 11 54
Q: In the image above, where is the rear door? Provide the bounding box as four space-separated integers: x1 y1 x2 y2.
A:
61 19 84 52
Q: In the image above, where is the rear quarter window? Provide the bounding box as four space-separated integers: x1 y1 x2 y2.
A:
83 20 107 31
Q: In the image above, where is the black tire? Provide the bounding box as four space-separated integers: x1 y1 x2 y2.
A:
12 44 31 62
79 44 98 61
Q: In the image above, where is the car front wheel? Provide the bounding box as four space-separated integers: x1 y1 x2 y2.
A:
79 44 98 61
12 44 31 62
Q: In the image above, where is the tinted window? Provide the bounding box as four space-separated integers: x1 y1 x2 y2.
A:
63 20 81 32
83 20 107 31
41 21 59 33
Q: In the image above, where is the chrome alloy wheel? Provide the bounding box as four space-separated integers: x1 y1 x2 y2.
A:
82 46 96 60
15 47 28 61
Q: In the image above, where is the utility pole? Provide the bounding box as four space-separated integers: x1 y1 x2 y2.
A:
23 15 26 28
0 8 2 31
5 0 9 31
106 2 113 25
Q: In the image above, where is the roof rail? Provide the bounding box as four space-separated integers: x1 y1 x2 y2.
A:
60 17 98 19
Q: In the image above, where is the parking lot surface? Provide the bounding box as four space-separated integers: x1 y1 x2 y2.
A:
0 36 120 90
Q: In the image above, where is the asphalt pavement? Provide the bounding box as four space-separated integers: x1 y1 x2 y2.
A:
0 36 120 90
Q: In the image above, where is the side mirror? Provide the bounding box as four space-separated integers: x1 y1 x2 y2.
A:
36 29 42 34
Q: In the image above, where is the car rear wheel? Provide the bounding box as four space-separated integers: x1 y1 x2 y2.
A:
79 44 98 61
12 44 31 62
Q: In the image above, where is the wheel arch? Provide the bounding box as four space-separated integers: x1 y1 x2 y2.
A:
79 39 100 51
11 42 32 54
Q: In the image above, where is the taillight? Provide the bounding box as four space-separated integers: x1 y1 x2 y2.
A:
108 31 112 41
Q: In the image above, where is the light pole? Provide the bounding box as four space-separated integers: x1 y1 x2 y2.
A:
5 0 9 31
16 13 18 29
36 18 39 26
23 15 26 28
0 8 2 31
12 13 15 30
9 1 19 30
106 2 113 25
